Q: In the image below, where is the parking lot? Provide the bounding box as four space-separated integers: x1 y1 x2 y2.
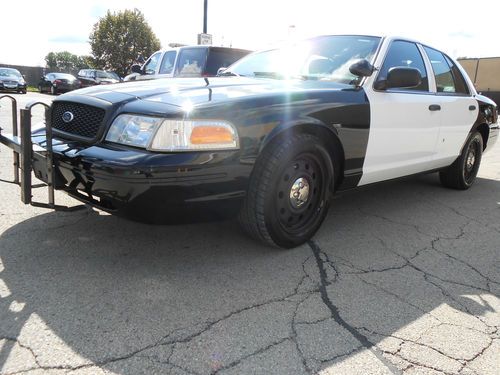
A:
0 92 499 374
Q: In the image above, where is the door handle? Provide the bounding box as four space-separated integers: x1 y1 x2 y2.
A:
469 105 476 111
429 104 441 111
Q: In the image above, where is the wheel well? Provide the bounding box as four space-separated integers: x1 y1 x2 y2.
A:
476 123 489 150
262 125 345 188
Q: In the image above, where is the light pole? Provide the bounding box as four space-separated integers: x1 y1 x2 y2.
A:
203 0 208 34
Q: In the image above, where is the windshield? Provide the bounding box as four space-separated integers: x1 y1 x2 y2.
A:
96 71 118 79
225 35 381 84
0 68 22 78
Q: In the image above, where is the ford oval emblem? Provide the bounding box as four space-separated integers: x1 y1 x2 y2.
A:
62 111 74 123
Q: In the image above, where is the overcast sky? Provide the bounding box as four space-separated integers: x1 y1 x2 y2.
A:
1 0 500 66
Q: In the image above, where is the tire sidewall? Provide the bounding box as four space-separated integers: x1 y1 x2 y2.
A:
460 132 483 188
263 137 333 248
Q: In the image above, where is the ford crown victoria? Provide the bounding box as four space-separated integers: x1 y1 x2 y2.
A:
0 35 498 247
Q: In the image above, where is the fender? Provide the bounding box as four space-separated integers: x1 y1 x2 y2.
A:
469 94 498 151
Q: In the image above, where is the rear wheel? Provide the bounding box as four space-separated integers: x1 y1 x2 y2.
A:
239 133 334 248
439 131 483 190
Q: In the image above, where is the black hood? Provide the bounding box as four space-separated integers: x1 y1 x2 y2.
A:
66 77 351 107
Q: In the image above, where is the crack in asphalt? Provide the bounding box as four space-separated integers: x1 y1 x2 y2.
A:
2 188 499 374
307 240 402 375
212 337 291 374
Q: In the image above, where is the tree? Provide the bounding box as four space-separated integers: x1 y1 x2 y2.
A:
89 9 161 77
45 51 92 73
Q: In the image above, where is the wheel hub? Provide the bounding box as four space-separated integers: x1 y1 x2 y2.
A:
466 151 475 170
289 177 310 208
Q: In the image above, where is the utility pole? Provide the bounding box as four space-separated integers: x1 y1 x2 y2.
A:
198 0 211 45
203 0 208 34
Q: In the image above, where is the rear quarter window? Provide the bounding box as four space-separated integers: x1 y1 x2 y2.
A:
205 49 249 76
175 48 208 77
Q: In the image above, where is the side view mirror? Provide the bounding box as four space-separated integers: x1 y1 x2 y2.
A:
375 67 422 90
131 64 142 74
217 67 227 75
349 59 374 77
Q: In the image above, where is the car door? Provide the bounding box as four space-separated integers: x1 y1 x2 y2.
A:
422 46 478 166
136 52 162 81
156 50 177 78
360 39 441 185
40 75 49 91
45 74 54 90
78 70 90 88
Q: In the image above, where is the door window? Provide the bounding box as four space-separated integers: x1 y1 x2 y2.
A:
159 51 177 75
423 47 457 93
378 40 429 92
424 46 470 95
143 52 161 75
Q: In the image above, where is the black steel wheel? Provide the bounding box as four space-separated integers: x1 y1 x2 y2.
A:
439 131 483 190
239 133 334 248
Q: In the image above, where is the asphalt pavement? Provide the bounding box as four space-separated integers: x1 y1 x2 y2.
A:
0 92 499 374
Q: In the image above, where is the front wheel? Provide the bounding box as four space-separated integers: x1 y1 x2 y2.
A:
239 133 334 248
439 131 483 190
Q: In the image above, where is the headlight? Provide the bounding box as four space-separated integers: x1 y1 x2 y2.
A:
105 114 162 148
106 115 239 151
150 119 238 151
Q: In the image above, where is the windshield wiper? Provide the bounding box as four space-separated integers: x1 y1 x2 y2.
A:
253 71 285 79
217 71 241 77
253 72 316 81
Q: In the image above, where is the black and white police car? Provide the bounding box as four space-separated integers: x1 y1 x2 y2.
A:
0 35 498 248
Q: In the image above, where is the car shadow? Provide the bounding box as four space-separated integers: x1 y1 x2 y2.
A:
0 174 498 373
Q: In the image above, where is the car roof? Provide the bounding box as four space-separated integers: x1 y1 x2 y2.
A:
157 45 251 54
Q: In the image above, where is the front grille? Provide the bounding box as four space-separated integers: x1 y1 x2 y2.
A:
51 102 105 139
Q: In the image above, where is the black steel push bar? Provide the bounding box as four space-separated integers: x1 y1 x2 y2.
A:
0 95 84 211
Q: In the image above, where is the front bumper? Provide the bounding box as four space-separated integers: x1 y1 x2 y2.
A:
485 122 499 153
0 83 25 91
1 130 251 223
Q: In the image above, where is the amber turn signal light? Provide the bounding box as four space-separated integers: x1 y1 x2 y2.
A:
190 126 235 144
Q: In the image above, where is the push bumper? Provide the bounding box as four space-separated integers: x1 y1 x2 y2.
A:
0 96 250 223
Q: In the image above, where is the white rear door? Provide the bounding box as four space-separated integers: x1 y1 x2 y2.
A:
422 46 478 166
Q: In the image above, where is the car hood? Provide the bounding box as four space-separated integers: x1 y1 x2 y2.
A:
0 76 21 82
72 77 351 107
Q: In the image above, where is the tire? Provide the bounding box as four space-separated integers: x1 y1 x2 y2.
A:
439 131 483 190
50 86 57 95
238 133 334 248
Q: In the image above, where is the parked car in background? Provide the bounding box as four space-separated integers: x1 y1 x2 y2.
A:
77 69 121 87
124 46 251 82
38 73 81 95
0 67 26 94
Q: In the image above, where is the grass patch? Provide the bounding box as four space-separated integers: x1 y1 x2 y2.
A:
27 86 39 92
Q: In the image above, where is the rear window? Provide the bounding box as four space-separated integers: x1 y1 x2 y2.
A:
205 49 249 76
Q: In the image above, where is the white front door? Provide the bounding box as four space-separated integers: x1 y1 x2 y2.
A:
360 40 441 185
